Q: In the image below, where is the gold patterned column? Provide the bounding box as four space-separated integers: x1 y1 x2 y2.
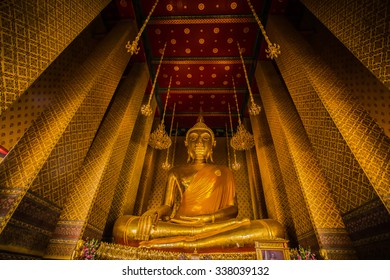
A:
268 16 390 214
254 88 315 248
0 21 136 235
84 63 149 241
245 147 263 219
105 97 157 235
133 146 158 217
249 95 296 239
256 61 356 259
300 0 390 90
0 0 112 113
44 63 148 259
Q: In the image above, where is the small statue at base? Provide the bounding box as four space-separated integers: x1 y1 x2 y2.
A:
113 115 286 250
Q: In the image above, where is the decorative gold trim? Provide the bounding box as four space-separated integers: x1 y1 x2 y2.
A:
159 89 247 94
153 59 253 65
150 17 256 25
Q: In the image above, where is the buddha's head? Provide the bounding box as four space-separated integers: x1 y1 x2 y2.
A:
185 115 216 163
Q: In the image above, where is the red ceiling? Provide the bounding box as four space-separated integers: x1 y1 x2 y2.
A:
110 0 289 132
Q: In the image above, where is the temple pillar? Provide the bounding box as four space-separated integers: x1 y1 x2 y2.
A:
82 64 149 242
268 15 390 214
256 61 356 259
133 144 159 217
0 0 111 113
0 21 136 235
44 63 149 259
300 0 390 90
103 98 157 238
244 144 266 220
249 95 296 243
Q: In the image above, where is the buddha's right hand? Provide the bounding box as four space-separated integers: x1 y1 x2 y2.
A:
135 205 171 241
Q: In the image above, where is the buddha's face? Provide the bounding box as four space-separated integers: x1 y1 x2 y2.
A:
185 129 216 162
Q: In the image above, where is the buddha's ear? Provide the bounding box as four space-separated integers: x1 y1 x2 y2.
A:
213 140 216 147
184 140 188 146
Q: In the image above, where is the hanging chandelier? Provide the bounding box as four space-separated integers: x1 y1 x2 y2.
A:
246 0 280 59
230 77 255 151
162 103 176 170
148 76 172 150
237 41 261 116
141 42 167 117
125 0 159 55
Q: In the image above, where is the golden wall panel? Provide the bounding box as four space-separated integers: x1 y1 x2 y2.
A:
268 16 390 213
257 62 356 258
301 0 390 89
30 57 128 207
245 144 266 219
133 145 158 217
250 95 296 242
0 0 111 113
268 31 377 214
105 97 157 233
257 81 314 246
0 21 135 235
45 58 142 259
307 22 390 138
86 63 149 239
0 22 100 151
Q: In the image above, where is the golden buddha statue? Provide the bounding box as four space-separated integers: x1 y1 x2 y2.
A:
113 115 286 251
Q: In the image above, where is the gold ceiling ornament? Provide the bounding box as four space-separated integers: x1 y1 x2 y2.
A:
228 105 241 171
237 41 261 116
246 0 280 59
141 42 167 116
125 0 159 55
162 103 176 170
148 76 172 150
230 77 255 151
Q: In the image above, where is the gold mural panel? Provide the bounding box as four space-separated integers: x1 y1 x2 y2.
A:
257 83 314 241
301 0 390 90
249 95 297 242
0 0 111 113
0 21 135 234
106 97 157 228
0 22 100 150
87 63 149 236
268 16 390 213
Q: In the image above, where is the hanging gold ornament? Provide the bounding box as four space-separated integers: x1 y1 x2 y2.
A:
246 0 280 59
141 42 167 116
148 76 172 149
237 41 261 116
228 105 241 171
126 0 160 55
230 77 255 151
